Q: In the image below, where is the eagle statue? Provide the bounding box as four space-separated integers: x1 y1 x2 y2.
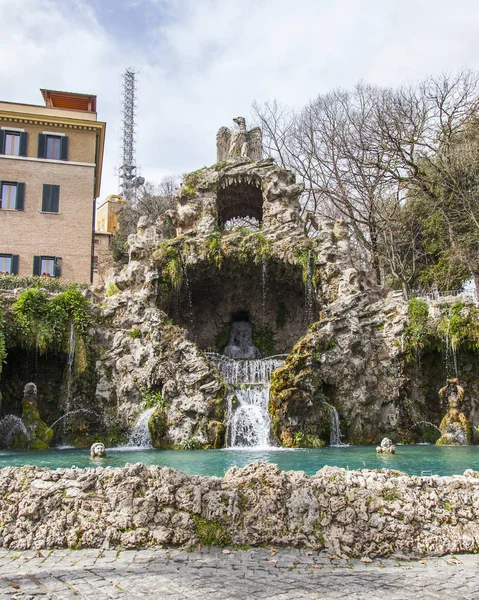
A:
216 117 263 162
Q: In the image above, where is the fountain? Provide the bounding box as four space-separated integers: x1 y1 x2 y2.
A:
210 320 284 448
63 319 76 442
323 402 346 446
436 378 471 446
0 415 29 449
127 407 156 448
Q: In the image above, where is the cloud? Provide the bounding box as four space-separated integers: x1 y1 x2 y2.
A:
1 0 479 198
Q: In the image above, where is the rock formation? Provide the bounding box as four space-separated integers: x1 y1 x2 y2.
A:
1 122 478 449
376 438 396 454
436 379 471 446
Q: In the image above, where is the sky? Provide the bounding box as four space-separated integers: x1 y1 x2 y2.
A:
2 0 479 199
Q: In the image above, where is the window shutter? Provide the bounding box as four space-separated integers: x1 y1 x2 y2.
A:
42 185 50 211
0 130 4 155
38 134 46 159
11 255 19 275
60 136 69 161
33 256 41 276
54 257 62 278
16 183 25 211
19 132 28 157
42 185 60 212
52 185 60 212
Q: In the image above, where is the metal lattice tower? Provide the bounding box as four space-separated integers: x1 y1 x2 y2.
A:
119 68 141 200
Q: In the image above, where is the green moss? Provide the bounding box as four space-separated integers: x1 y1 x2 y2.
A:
148 408 169 448
193 516 232 547
153 242 184 293
207 420 226 448
128 328 141 339
20 399 53 450
380 488 400 502
106 282 120 296
205 231 224 268
252 325 276 357
215 326 231 353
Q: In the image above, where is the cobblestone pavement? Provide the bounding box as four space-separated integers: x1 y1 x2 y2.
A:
0 547 478 600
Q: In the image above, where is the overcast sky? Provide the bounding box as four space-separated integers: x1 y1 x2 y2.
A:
2 0 479 198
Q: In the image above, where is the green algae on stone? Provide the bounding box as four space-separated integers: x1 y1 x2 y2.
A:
20 399 53 450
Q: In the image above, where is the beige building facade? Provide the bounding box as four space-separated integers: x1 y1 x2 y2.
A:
0 89 106 283
92 195 124 286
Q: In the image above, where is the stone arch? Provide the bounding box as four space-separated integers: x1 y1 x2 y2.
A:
216 179 263 227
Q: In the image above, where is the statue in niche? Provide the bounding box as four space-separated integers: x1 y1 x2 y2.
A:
216 117 263 162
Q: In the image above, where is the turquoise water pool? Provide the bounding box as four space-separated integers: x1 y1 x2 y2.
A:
0 444 478 477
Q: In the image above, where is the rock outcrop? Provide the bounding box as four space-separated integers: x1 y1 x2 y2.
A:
94 290 227 448
0 462 478 556
436 379 471 446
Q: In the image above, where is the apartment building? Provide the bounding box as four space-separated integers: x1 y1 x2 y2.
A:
0 89 106 283
92 194 123 286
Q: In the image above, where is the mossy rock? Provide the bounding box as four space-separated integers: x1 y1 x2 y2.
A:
207 420 226 449
21 399 53 449
148 408 169 449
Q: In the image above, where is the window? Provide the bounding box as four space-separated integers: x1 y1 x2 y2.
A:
0 182 25 210
42 184 60 213
46 136 61 159
38 134 68 160
0 254 19 275
33 256 61 278
0 130 28 156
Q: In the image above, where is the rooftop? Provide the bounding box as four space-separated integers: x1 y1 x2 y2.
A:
40 89 97 113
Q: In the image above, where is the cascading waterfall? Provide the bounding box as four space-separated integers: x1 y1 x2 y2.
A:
323 402 346 446
209 321 284 449
127 407 155 448
443 333 459 379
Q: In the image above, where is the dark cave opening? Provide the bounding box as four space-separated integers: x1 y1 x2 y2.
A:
217 181 263 227
165 256 317 355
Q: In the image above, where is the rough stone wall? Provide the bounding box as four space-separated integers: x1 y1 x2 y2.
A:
270 220 410 445
94 289 227 448
174 157 304 237
0 462 478 557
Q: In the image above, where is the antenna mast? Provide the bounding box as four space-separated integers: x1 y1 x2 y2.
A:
119 68 143 200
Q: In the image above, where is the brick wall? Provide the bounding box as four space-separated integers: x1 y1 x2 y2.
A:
0 157 95 283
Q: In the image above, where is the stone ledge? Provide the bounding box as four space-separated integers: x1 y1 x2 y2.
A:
0 461 478 556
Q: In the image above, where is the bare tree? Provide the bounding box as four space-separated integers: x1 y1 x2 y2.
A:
253 69 479 295
112 176 180 263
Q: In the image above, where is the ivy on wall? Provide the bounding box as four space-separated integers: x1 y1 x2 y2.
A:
2 285 92 375
403 298 479 360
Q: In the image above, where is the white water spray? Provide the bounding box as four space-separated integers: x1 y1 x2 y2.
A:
209 322 285 449
127 407 155 448
63 320 76 442
323 402 346 446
